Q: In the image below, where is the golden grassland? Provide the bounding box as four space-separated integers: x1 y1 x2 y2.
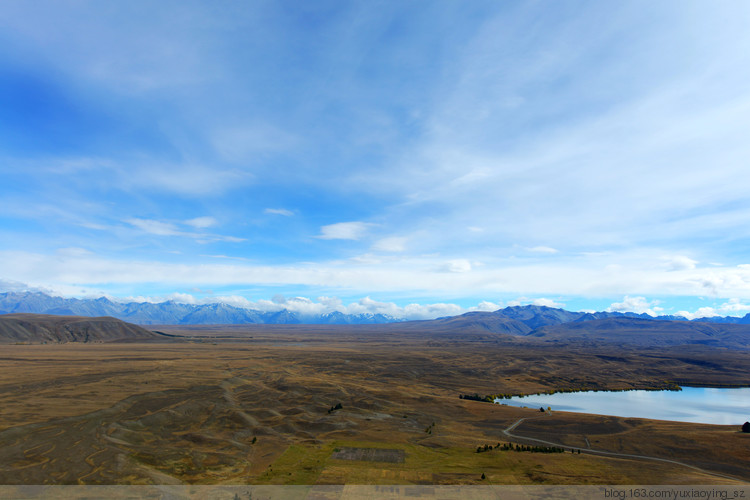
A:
0 328 748 485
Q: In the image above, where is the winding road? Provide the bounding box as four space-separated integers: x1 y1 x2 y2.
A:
502 416 744 483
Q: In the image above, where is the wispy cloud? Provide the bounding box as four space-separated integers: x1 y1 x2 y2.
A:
127 165 253 196
317 222 373 240
125 218 183 237
264 208 294 216
124 218 244 243
184 216 218 229
372 237 407 253
528 246 559 254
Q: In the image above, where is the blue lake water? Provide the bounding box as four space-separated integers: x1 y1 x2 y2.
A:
495 387 750 425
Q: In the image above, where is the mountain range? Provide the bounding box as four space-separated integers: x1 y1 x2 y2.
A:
2 292 749 349
0 292 396 325
3 290 750 329
387 308 750 349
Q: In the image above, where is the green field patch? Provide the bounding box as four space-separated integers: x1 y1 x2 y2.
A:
257 440 581 485
256 444 331 484
331 447 405 463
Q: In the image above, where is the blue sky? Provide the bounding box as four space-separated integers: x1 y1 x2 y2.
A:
2 1 750 320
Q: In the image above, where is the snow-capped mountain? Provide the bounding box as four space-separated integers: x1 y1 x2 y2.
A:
0 292 400 325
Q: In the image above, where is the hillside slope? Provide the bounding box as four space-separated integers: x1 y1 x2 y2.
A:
528 317 750 348
411 311 532 335
0 314 160 343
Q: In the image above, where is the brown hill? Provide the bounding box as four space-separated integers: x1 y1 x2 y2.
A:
396 311 532 336
528 317 750 349
0 314 160 343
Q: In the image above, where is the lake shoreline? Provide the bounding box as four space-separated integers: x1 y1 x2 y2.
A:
494 386 750 425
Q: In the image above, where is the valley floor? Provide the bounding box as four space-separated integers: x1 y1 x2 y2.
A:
0 329 748 485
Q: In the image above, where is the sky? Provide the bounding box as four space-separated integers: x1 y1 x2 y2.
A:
2 1 750 320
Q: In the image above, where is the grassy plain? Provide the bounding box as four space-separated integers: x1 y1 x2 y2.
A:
0 326 748 485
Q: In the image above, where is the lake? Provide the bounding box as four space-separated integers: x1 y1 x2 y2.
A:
495 387 750 425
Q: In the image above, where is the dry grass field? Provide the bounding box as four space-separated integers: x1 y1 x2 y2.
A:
0 326 748 485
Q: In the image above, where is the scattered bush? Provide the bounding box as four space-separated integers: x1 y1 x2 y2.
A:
476 442 565 454
327 403 343 414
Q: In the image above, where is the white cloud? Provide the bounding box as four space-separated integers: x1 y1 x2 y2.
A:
126 218 182 236
528 246 559 254
718 297 750 313
664 255 698 271
264 208 294 216
677 298 750 320
372 237 407 252
213 235 247 243
531 298 565 308
123 292 201 304
125 217 245 243
606 296 663 316
202 294 472 320
317 222 373 240
504 297 564 309
401 302 464 319
442 259 472 273
0 279 55 294
318 296 343 309
351 297 395 315
474 300 502 312
676 307 719 320
55 247 94 257
184 216 218 229
349 254 383 265
692 268 750 296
